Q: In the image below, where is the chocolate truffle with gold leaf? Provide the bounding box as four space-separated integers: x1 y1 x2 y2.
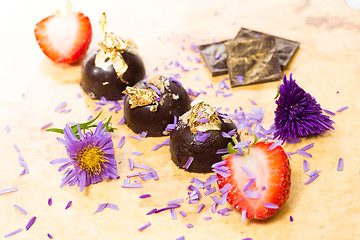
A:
81 13 145 100
123 75 191 137
170 100 238 173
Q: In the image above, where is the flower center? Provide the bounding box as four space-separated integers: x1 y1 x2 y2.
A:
77 145 107 174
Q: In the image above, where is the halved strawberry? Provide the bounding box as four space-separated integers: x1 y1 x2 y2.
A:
34 12 92 64
216 141 291 220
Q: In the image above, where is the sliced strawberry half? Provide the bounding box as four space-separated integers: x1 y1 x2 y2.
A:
34 12 92 64
216 141 291 220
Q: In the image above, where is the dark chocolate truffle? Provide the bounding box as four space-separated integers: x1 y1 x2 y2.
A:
80 49 145 100
123 75 191 137
170 100 239 173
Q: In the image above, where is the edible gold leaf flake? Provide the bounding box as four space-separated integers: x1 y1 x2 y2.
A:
182 100 222 133
95 12 136 83
123 87 159 112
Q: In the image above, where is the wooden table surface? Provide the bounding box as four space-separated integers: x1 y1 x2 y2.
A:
1 0 360 239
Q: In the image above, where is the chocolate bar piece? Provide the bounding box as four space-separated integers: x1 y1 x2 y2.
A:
199 41 228 76
235 28 299 69
225 36 282 87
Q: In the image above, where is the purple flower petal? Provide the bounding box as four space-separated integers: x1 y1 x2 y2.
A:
5 125 11 134
305 172 319 185
216 148 228 155
245 190 261 199
196 203 205 213
40 122 53 130
128 158 134 170
129 134 142 141
241 166 255 179
336 106 348 112
241 209 247 222
195 132 211 142
267 140 282 151
250 99 257 105
4 228 23 238
300 143 314 151
132 151 143 156
94 203 107 213
25 216 36 230
65 201 72 210
140 194 151 199
290 215 294 222
323 109 336 116
118 117 125 125
243 179 255 192
204 216 212 221
236 75 244 84
138 222 151 232
183 156 194 169
186 223 194 228
219 183 232 194
303 160 310 173
217 207 233 216
179 210 187 217
0 187 18 195
168 198 183 205
117 136 126 148
204 187 216 196
55 101 67 112
14 205 28 215
264 202 279 209
296 149 312 158
337 157 344 171
47 233 54 239
197 118 209 123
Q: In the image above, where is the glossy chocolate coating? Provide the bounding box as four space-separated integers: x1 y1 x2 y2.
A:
123 78 191 137
81 49 145 100
170 116 238 173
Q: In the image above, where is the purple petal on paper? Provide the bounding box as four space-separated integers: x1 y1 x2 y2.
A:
186 223 194 228
14 144 21 153
170 209 177 219
300 143 314 151
129 158 134 170
211 203 217 213
140 131 148 138
117 136 126 148
65 201 72 210
295 149 312 158
54 101 67 112
146 208 157 215
94 203 107 213
337 157 344 171
4 228 23 238
290 215 294 222
0 187 18 195
267 140 282 151
264 202 279 209
118 117 125 125
47 233 54 239
241 209 247 222
323 109 336 116
303 160 310 173
5 125 11 134
204 187 216 196
40 122 53 130
14 205 27 215
176 237 185 240
223 93 233 98
217 207 233 216
250 99 257 105
131 151 143 156
140 194 151 199
183 156 194 169
107 203 119 210
204 216 212 221
25 216 36 230
336 106 349 112
196 203 205 213
138 222 151 232
305 172 319 185
168 198 183 205
129 134 142 141
241 166 255 179
179 210 187 217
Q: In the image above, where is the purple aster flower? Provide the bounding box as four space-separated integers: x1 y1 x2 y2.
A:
50 121 118 192
274 74 334 142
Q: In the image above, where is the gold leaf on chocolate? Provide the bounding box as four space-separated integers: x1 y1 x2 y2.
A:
123 86 159 112
95 12 135 83
181 100 222 133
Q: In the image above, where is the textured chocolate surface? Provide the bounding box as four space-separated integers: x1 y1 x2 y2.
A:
199 41 228 76
235 28 300 69
170 116 238 173
225 36 282 87
123 77 191 137
80 49 145 100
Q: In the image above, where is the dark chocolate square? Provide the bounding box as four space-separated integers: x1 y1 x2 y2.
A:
225 36 282 87
199 41 228 76
235 28 299 69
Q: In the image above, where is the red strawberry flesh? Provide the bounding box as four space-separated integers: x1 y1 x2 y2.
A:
217 141 291 220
